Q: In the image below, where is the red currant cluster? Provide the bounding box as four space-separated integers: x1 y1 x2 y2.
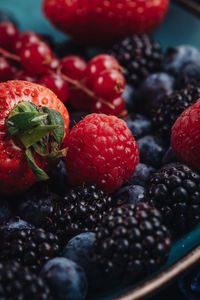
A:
0 21 126 117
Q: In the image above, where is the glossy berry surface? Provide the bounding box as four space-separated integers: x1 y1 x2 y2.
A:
171 98 200 170
94 69 125 100
38 73 70 104
0 56 12 82
41 257 88 300
20 41 53 74
0 21 19 51
65 113 139 193
61 55 87 80
86 54 121 88
91 97 126 117
13 31 41 54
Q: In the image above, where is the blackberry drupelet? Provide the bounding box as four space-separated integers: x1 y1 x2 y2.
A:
94 203 171 281
110 34 163 87
146 163 200 236
0 261 52 300
152 85 200 140
19 185 114 243
0 225 60 273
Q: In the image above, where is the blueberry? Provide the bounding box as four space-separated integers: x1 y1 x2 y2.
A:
162 147 179 165
113 185 145 205
163 46 200 76
0 10 17 24
63 232 106 291
122 84 136 112
130 163 156 186
178 62 200 88
40 257 88 300
0 216 34 231
0 200 12 225
54 39 88 59
126 114 152 140
137 135 167 167
49 160 69 195
137 72 175 116
69 112 88 131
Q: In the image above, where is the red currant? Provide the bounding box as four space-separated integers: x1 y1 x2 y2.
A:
61 55 87 80
69 89 91 111
20 41 53 74
0 56 12 81
91 97 126 117
13 31 41 54
14 70 38 83
86 54 121 88
38 73 70 104
94 69 125 100
0 22 19 51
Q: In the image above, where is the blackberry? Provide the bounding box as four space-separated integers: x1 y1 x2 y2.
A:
152 85 200 140
94 203 171 281
110 34 163 87
146 163 200 236
19 185 114 243
0 225 60 273
0 261 52 300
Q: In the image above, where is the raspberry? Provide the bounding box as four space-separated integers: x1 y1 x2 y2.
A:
171 99 200 170
65 114 139 193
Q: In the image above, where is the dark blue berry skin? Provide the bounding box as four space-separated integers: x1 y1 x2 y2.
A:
0 216 34 231
137 135 167 168
126 114 152 140
63 232 105 291
40 257 88 300
162 147 178 166
137 72 175 116
69 112 88 131
130 163 156 187
54 39 88 59
113 185 145 205
178 62 200 88
162 46 200 76
122 84 136 112
0 10 17 24
0 199 12 225
49 160 69 195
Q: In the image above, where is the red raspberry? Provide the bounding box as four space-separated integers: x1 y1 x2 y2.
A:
65 113 139 193
171 98 200 170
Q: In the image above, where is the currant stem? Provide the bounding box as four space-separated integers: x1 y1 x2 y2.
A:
0 47 115 110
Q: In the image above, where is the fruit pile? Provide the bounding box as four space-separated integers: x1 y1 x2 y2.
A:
1 6 200 300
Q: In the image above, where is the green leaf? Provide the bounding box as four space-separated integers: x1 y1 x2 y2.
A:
19 125 59 148
25 148 49 181
33 143 68 159
6 112 48 136
43 107 65 145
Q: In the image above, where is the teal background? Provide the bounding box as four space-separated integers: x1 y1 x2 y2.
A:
0 0 200 299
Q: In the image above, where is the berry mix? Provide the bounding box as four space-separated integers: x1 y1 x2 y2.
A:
0 3 200 300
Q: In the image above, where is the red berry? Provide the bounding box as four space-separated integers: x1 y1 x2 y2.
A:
65 113 139 193
13 31 41 54
171 99 200 170
38 73 70 104
69 89 91 112
86 54 121 88
91 97 126 117
94 69 125 100
0 56 12 82
14 70 38 83
20 41 53 74
0 22 19 51
61 55 87 80
50 57 60 70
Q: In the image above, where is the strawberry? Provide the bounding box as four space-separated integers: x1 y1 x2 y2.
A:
0 80 69 195
43 0 169 46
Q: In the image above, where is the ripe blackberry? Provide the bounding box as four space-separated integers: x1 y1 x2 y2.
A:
0 261 52 300
152 85 200 140
94 203 171 281
110 35 163 87
0 225 60 273
146 163 200 236
19 185 115 243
